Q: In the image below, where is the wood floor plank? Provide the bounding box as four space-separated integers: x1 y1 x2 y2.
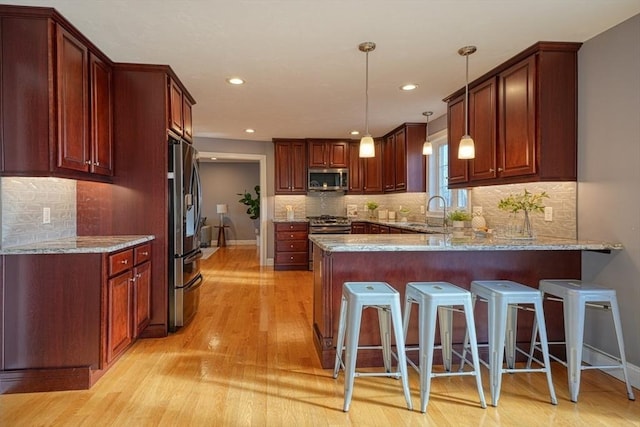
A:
0 245 638 426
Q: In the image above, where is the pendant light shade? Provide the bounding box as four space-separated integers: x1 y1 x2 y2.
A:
458 45 477 160
358 42 376 158
422 111 433 155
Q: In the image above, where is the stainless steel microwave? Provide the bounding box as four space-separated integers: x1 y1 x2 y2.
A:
308 168 348 192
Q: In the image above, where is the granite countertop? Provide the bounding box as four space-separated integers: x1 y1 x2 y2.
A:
309 233 622 253
0 235 155 255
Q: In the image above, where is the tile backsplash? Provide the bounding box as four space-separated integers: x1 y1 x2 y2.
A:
1 177 77 248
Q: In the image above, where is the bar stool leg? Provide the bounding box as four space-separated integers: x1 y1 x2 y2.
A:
418 298 438 412
333 295 348 379
378 307 392 373
610 297 636 400
564 294 586 402
488 296 508 407
343 298 363 412
389 297 413 411
438 305 453 371
505 303 518 369
533 298 558 405
463 298 487 409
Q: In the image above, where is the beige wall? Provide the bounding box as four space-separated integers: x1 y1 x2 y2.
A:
578 13 640 376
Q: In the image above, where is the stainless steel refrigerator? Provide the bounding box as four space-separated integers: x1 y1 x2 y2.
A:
168 135 203 331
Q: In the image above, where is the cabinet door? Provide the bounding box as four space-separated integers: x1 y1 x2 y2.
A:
393 128 407 190
133 261 151 337
274 140 306 194
168 79 184 135
183 97 193 141
89 53 113 176
328 141 348 167
469 78 497 182
351 222 366 234
56 25 90 173
106 271 133 364
499 56 536 177
363 139 383 193
348 142 363 193
307 139 327 168
382 134 395 191
447 95 469 186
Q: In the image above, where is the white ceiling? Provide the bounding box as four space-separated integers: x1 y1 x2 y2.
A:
4 1 640 142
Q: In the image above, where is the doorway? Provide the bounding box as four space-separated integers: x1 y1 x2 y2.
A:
197 151 267 266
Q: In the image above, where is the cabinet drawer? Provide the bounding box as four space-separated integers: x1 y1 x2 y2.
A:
109 249 133 277
275 222 308 232
134 243 152 265
276 231 308 241
275 252 308 265
276 240 308 252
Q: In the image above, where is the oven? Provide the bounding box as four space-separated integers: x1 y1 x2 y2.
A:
308 215 351 270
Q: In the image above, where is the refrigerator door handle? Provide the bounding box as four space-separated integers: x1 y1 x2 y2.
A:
184 249 203 264
185 274 203 291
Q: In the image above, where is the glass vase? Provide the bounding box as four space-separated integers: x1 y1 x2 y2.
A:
522 210 533 238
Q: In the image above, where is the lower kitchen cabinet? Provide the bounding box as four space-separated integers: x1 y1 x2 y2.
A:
0 239 152 394
274 222 309 270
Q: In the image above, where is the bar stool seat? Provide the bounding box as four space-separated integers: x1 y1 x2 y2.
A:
527 279 635 402
403 282 486 413
332 282 413 412
463 280 557 407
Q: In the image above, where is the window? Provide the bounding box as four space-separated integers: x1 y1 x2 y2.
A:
426 130 468 211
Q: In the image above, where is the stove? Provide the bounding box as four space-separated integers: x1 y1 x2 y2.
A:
307 215 352 271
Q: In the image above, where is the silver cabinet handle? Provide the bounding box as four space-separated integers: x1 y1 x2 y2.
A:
121 259 128 265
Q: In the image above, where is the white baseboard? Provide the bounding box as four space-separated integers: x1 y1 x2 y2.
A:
266 257 274 266
583 347 640 391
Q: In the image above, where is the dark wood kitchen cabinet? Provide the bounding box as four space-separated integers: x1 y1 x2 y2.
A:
168 77 194 141
351 221 368 234
0 240 153 394
444 41 581 188
76 63 195 338
362 138 384 193
0 8 113 181
382 123 426 193
274 222 309 270
274 139 307 194
105 243 151 365
307 139 349 168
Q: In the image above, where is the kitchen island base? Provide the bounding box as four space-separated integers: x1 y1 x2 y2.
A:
312 247 581 369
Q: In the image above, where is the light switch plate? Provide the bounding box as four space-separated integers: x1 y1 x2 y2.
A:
43 207 51 224
544 206 553 221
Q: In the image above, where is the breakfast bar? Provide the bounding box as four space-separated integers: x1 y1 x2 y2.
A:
309 234 621 368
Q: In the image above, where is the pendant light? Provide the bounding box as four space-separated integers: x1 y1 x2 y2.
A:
422 111 433 155
358 42 376 158
458 45 477 160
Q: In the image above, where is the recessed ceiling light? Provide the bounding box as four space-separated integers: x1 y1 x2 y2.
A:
210 157 217 160
350 130 360 135
226 77 245 85
400 83 418 91
245 128 255 133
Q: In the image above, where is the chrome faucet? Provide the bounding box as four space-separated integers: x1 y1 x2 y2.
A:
427 196 447 229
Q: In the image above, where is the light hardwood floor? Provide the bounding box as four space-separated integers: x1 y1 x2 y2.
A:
1 245 638 426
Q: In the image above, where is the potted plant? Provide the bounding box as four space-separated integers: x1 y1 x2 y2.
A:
237 185 260 243
447 210 472 227
365 201 379 219
398 206 411 222
498 189 548 238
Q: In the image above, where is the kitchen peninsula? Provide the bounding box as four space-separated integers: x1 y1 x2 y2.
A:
309 234 621 368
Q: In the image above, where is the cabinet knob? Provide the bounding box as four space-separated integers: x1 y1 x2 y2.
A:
85 160 91 165
141 251 149 256
290 244 294 248
121 259 128 265
290 256 294 260
95 161 100 166
290 234 294 238
136 273 142 279
129 277 136 283
498 167 503 172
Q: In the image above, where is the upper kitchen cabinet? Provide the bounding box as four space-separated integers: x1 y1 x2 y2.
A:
168 77 195 141
274 139 307 194
307 139 349 168
444 41 581 188
348 139 383 194
0 7 114 181
382 123 426 193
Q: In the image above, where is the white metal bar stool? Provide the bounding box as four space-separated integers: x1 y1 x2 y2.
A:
527 279 636 402
462 280 557 407
332 282 413 412
402 282 486 413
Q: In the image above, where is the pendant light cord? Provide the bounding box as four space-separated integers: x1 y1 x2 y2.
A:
464 53 469 136
365 50 370 136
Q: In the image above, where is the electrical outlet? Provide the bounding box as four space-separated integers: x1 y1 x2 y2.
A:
43 207 51 224
472 206 483 215
420 205 425 214
544 206 553 222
